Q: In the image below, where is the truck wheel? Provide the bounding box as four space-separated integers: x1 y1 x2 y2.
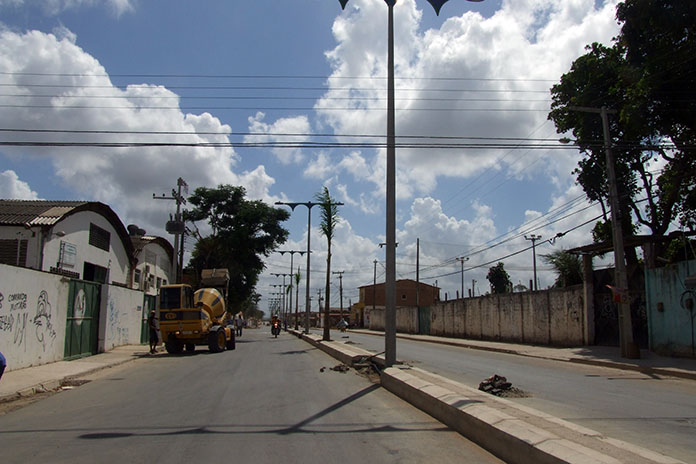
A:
226 331 236 350
185 343 195 352
165 341 184 354
208 329 226 353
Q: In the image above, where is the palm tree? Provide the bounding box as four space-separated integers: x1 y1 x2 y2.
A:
315 186 339 341
294 268 301 330
541 250 583 288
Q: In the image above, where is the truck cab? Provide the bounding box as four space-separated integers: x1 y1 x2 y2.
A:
158 282 234 354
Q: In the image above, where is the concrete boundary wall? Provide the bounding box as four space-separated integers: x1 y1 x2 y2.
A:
0 264 69 370
0 264 146 371
366 285 586 346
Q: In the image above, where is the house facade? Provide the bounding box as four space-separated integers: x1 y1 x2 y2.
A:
0 200 136 286
130 235 174 296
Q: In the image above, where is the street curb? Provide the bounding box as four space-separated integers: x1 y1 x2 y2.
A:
290 329 685 464
0 351 146 404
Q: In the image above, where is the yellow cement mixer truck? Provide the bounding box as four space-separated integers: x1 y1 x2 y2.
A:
158 269 236 354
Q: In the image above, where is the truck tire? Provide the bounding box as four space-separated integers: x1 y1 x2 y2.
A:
226 331 236 350
208 329 226 353
165 341 184 354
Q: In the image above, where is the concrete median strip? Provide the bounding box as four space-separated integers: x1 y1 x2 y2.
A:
291 330 685 464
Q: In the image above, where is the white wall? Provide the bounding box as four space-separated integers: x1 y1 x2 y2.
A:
100 285 145 351
134 241 172 295
38 212 131 285
0 264 69 371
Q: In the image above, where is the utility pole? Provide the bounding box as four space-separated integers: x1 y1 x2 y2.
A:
317 289 324 327
154 177 187 283
373 259 378 315
278 250 306 329
456 256 469 299
525 234 541 291
416 238 420 308
568 106 637 358
333 270 345 321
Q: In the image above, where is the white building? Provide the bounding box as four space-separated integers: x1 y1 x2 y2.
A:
0 200 136 286
130 234 174 295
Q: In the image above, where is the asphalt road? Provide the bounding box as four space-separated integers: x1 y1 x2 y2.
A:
337 330 696 463
0 329 502 464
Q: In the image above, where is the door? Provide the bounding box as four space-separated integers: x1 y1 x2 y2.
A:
140 294 156 344
418 306 431 335
64 280 101 360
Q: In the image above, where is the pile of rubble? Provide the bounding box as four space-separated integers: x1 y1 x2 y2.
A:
478 374 528 398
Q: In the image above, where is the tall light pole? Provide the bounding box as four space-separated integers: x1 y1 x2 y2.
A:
278 250 306 329
338 0 485 367
271 272 290 327
276 200 341 334
525 234 541 291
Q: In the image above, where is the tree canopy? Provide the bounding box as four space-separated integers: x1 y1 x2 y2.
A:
183 185 290 313
541 250 583 288
548 0 696 239
487 262 511 294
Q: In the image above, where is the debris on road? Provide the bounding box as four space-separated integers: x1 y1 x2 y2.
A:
320 364 350 374
478 374 529 398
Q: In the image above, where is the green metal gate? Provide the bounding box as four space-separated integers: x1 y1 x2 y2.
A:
141 294 156 344
64 280 101 360
418 306 431 335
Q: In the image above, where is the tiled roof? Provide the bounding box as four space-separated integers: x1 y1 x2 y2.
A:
0 200 87 226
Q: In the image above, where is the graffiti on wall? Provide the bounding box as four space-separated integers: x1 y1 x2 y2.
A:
108 297 128 345
33 290 57 351
0 292 29 349
0 290 57 352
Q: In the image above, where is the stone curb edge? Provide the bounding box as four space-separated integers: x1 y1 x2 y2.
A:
288 329 685 464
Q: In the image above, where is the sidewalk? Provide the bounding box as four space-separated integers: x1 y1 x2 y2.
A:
350 329 696 381
0 344 155 403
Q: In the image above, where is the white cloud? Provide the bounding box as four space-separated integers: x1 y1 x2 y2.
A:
317 0 620 203
246 112 312 165
0 0 136 16
0 28 269 236
0 170 39 199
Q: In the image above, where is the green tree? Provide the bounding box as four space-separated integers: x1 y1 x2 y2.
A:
541 250 584 288
315 186 340 341
184 185 290 312
487 262 511 294
293 268 302 329
549 1 696 242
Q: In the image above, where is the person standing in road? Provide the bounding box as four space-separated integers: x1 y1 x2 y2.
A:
234 313 243 337
148 310 159 354
0 350 6 382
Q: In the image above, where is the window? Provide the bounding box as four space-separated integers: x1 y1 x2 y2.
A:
89 223 110 251
134 269 142 287
83 262 108 283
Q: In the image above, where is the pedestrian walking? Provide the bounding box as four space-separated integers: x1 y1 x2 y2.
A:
148 310 159 354
234 314 244 337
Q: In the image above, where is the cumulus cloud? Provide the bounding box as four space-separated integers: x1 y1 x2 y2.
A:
0 0 135 16
0 170 40 199
315 0 620 202
245 112 312 165
0 28 273 235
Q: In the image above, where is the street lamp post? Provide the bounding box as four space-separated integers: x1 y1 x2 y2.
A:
271 272 290 327
338 0 484 367
279 250 307 330
275 200 342 333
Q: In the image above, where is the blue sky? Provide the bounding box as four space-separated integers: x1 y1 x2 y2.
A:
0 0 622 311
